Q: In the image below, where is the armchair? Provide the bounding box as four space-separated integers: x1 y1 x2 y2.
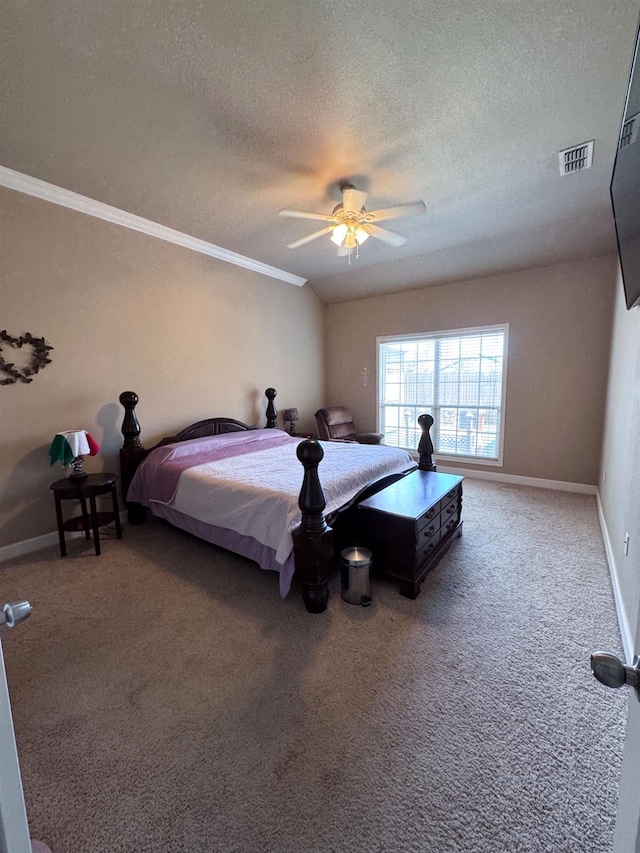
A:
314 406 383 445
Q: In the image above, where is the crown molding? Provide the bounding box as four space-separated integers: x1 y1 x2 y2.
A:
0 165 307 287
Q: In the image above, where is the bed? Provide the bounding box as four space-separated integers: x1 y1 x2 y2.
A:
119 389 437 613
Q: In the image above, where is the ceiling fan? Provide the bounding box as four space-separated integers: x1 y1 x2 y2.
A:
279 184 426 261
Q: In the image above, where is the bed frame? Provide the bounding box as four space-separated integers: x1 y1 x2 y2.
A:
119 389 436 614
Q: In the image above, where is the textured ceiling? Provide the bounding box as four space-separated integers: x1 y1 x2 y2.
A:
1 1 639 303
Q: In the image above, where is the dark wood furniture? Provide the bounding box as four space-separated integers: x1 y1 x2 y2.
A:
119 389 437 614
50 472 122 557
355 470 463 598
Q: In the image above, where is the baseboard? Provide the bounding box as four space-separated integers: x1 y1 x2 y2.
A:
0 511 128 564
434 465 597 495
596 491 634 663
0 530 61 562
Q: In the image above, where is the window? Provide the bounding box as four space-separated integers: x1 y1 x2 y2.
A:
378 325 508 464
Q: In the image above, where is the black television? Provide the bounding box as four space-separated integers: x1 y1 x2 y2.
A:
610 17 640 310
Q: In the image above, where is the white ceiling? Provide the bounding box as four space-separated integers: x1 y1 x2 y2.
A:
1 1 639 303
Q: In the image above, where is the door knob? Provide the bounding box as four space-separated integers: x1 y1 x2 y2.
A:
0 600 31 629
591 651 640 702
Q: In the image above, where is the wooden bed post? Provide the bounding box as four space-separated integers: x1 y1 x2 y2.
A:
120 390 141 449
417 414 436 471
119 391 147 524
265 388 278 429
292 440 334 613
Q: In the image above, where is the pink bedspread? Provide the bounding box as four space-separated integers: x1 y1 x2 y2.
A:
127 429 294 504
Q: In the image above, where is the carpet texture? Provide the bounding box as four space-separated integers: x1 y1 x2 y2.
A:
0 479 627 853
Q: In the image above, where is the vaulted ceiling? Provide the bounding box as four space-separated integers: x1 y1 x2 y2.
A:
1 1 639 303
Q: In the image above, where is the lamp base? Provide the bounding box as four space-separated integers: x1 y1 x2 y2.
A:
68 456 87 478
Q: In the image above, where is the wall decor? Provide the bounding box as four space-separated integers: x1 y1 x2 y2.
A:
0 330 54 385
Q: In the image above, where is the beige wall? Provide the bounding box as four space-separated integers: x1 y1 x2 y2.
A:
599 265 640 649
325 256 617 485
0 188 324 549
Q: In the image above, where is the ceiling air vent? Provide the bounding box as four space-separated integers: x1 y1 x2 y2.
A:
558 140 594 175
620 113 639 149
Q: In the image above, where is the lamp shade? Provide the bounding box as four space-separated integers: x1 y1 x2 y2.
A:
282 408 299 423
49 430 100 467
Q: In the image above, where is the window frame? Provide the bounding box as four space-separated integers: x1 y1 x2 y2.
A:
376 324 509 467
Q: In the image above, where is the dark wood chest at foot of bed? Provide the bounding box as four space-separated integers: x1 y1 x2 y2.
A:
355 470 464 598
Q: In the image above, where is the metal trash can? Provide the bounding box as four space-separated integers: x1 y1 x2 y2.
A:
341 546 373 606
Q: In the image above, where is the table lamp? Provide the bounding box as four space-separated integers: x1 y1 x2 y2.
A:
49 429 100 477
282 408 299 435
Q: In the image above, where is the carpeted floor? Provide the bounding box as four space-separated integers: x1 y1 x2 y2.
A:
0 478 627 853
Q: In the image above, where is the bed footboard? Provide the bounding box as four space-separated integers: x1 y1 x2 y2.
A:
298 415 437 610
293 440 334 614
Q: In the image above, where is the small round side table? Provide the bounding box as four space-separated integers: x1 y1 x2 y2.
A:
50 472 122 557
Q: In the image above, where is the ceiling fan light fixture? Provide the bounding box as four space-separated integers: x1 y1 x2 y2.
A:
355 225 369 245
330 223 348 246
330 220 369 249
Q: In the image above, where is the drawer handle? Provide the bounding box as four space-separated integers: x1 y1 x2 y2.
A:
446 505 455 515
422 524 436 539
422 509 436 521
445 518 457 531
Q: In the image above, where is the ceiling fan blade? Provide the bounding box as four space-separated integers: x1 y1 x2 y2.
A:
286 225 335 249
279 209 335 222
341 187 369 214
367 223 407 247
366 201 426 222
